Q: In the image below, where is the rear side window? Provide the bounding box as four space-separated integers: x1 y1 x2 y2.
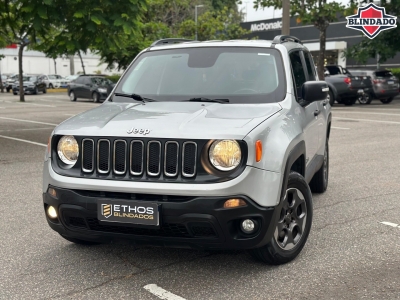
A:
303 52 316 81
375 70 394 78
289 51 307 99
74 77 85 84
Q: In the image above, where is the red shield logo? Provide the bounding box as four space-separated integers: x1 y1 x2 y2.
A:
346 3 397 39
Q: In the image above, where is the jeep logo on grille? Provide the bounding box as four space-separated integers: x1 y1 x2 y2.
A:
127 128 150 135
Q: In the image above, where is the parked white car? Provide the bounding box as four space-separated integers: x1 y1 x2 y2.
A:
42 75 67 89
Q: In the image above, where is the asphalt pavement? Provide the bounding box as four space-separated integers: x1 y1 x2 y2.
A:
1 92 400 299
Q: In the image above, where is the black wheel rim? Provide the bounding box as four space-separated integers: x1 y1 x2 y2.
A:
274 188 307 251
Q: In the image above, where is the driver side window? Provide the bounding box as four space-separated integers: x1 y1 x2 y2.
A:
289 51 307 100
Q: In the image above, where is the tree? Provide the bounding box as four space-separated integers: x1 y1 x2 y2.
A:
253 0 356 80
346 0 400 65
0 0 57 101
34 0 147 75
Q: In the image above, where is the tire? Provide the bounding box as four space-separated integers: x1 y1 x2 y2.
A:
249 172 313 265
309 141 329 193
380 97 393 104
7 87 11 93
92 92 100 103
59 234 100 246
34 87 38 95
43 87 47 94
13 92 17 95
69 91 77 101
358 93 372 105
327 90 335 106
49 83 54 89
344 98 357 106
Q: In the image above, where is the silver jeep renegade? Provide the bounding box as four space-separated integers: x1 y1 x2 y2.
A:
43 35 331 265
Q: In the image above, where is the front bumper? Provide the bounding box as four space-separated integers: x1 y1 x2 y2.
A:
13 87 35 93
43 187 280 250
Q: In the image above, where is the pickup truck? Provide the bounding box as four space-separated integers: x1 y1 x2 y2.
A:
324 65 372 106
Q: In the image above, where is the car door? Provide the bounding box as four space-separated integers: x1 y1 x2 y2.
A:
302 51 326 155
72 77 85 97
289 50 319 167
82 77 94 99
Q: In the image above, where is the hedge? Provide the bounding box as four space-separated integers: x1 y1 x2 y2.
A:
390 68 400 80
106 75 122 83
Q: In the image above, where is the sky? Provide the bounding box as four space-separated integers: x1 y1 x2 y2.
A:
237 0 352 22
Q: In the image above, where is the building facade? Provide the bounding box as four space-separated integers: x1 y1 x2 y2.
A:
0 45 118 77
241 16 400 69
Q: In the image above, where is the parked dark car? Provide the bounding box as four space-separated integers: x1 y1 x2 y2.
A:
349 69 399 104
67 75 114 102
324 65 373 106
12 74 47 95
5 74 18 92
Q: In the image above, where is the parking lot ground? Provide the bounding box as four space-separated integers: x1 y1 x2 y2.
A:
1 93 400 299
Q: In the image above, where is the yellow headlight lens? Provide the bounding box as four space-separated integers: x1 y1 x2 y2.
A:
57 135 79 165
209 140 241 171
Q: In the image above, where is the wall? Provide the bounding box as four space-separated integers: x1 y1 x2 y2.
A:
0 47 120 76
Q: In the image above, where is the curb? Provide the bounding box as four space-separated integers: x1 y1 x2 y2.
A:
47 89 67 93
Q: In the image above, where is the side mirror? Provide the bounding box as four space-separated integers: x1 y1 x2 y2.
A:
302 81 328 102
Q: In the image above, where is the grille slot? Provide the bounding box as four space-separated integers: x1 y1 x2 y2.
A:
130 140 144 175
147 141 161 176
67 217 87 229
164 142 179 177
97 139 110 173
182 142 197 177
113 140 127 174
82 139 94 172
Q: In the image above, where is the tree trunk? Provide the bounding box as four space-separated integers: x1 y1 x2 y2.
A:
69 55 75 75
18 44 25 102
54 59 57 75
78 52 86 75
317 26 327 81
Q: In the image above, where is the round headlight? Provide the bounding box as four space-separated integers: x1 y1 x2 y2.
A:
209 140 241 171
57 135 79 165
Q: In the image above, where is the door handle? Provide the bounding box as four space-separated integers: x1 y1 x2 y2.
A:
314 109 320 116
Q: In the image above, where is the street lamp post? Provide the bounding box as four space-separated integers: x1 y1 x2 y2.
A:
195 5 204 41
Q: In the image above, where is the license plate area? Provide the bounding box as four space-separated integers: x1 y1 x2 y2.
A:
97 199 160 227
388 81 394 85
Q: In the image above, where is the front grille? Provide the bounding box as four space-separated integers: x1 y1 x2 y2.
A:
191 225 217 237
81 138 198 179
82 139 94 172
66 217 87 228
86 218 191 238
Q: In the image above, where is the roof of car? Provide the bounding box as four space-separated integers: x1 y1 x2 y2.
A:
148 37 306 52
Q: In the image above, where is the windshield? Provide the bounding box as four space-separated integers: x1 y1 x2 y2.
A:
114 47 286 104
22 76 37 82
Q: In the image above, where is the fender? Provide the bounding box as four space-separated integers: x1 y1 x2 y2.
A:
280 141 306 202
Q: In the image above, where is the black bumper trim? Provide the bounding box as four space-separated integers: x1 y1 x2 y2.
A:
43 186 279 250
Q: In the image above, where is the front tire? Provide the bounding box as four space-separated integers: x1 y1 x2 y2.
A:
34 87 38 95
358 93 372 105
59 234 100 246
380 97 393 104
309 141 329 193
249 172 313 265
92 92 100 103
49 83 54 89
327 90 335 106
69 91 77 101
43 87 47 94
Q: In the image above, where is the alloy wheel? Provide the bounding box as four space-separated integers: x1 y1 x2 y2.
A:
274 188 307 251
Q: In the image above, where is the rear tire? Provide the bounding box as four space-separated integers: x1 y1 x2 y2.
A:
43 87 47 94
13 92 17 95
327 90 335 106
309 141 329 193
249 172 313 265
59 234 100 246
49 83 54 89
69 91 77 101
380 97 393 104
358 93 372 105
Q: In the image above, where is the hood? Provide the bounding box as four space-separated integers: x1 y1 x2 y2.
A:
55 101 282 140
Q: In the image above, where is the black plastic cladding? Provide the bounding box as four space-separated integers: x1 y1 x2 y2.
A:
51 135 248 184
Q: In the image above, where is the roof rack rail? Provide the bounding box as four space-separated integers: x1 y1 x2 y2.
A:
150 38 194 47
271 35 303 45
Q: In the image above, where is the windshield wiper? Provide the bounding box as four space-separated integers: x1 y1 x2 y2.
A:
184 97 229 104
113 93 156 104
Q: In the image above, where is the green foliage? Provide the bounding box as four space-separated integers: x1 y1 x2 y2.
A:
106 75 122 83
390 68 400 80
346 0 400 64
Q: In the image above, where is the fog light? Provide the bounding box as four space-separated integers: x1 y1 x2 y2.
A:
223 198 246 208
241 219 255 233
47 206 58 219
48 187 57 198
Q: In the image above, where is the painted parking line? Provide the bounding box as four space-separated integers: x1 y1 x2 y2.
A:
0 117 58 126
0 135 47 147
380 221 400 228
331 126 350 130
333 117 400 125
144 284 186 300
